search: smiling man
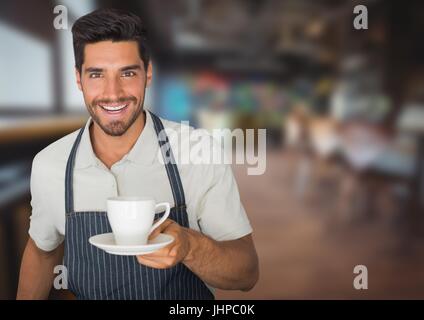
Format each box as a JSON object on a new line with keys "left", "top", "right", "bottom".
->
{"left": 16, "top": 8, "right": 258, "bottom": 300}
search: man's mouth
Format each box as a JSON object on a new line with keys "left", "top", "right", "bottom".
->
{"left": 99, "top": 104, "right": 129, "bottom": 114}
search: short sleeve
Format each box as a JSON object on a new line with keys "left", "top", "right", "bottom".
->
{"left": 197, "top": 162, "right": 253, "bottom": 241}
{"left": 28, "top": 154, "right": 64, "bottom": 252}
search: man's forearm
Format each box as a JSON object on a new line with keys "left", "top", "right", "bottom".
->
{"left": 183, "top": 229, "right": 259, "bottom": 291}
{"left": 17, "top": 238, "right": 63, "bottom": 300}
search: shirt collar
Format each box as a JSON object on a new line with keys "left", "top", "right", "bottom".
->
{"left": 75, "top": 110, "right": 159, "bottom": 169}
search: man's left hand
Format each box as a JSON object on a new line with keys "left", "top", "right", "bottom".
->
{"left": 136, "top": 219, "right": 193, "bottom": 269}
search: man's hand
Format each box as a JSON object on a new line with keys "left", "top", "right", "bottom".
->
{"left": 136, "top": 219, "right": 259, "bottom": 291}
{"left": 136, "top": 219, "right": 193, "bottom": 269}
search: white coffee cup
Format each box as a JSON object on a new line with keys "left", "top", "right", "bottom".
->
{"left": 107, "top": 196, "right": 171, "bottom": 245}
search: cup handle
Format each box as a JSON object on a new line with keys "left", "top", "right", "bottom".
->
{"left": 149, "top": 202, "right": 171, "bottom": 234}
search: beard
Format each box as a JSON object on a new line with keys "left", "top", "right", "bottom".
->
{"left": 87, "top": 88, "right": 146, "bottom": 137}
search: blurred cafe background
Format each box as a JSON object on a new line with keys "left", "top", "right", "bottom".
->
{"left": 0, "top": 0, "right": 424, "bottom": 299}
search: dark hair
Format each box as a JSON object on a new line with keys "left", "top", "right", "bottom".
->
{"left": 71, "top": 8, "right": 150, "bottom": 73}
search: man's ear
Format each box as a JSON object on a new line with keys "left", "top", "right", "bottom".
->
{"left": 145, "top": 62, "right": 153, "bottom": 87}
{"left": 75, "top": 68, "right": 82, "bottom": 91}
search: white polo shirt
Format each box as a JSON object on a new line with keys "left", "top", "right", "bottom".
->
{"left": 28, "top": 110, "right": 253, "bottom": 252}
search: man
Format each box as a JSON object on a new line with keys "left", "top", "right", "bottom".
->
{"left": 17, "top": 8, "right": 258, "bottom": 300}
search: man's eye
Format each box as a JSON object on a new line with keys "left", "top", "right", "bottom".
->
{"left": 122, "top": 71, "right": 136, "bottom": 77}
{"left": 89, "top": 73, "right": 102, "bottom": 78}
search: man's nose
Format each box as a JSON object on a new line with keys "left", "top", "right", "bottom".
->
{"left": 103, "top": 76, "right": 124, "bottom": 101}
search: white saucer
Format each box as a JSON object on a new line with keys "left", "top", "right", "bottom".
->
{"left": 89, "top": 233, "right": 174, "bottom": 256}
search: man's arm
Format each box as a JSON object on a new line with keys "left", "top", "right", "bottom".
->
{"left": 137, "top": 220, "right": 259, "bottom": 291}
{"left": 16, "top": 238, "right": 64, "bottom": 300}
{"left": 184, "top": 229, "right": 259, "bottom": 291}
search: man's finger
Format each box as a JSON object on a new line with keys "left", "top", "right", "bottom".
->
{"left": 142, "top": 242, "right": 175, "bottom": 259}
{"left": 137, "top": 255, "right": 174, "bottom": 269}
{"left": 137, "top": 257, "right": 165, "bottom": 269}
{"left": 148, "top": 219, "right": 174, "bottom": 240}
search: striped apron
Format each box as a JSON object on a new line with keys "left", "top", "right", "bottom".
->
{"left": 63, "top": 111, "right": 214, "bottom": 300}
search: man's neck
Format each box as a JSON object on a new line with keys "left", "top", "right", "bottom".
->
{"left": 90, "top": 112, "right": 146, "bottom": 169}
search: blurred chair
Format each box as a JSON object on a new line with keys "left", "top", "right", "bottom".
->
{"left": 337, "top": 121, "right": 396, "bottom": 223}
{"left": 303, "top": 116, "right": 342, "bottom": 209}
{"left": 284, "top": 105, "right": 310, "bottom": 150}
{"left": 309, "top": 117, "right": 340, "bottom": 159}
{"left": 283, "top": 105, "right": 313, "bottom": 198}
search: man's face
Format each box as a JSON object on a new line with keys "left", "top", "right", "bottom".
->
{"left": 76, "top": 40, "right": 152, "bottom": 136}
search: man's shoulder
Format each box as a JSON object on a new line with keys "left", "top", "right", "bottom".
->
{"left": 32, "top": 129, "right": 81, "bottom": 169}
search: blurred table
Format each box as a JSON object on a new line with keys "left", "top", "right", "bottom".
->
{"left": 0, "top": 115, "right": 87, "bottom": 144}
{"left": 384, "top": 126, "right": 423, "bottom": 229}
{"left": 397, "top": 106, "right": 424, "bottom": 216}
{"left": 402, "top": 128, "right": 424, "bottom": 215}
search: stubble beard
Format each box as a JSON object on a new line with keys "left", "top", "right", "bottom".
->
{"left": 87, "top": 87, "right": 146, "bottom": 137}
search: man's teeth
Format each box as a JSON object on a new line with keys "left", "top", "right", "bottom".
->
{"left": 100, "top": 104, "right": 127, "bottom": 111}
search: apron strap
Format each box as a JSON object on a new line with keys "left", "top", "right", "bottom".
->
{"left": 65, "top": 126, "right": 85, "bottom": 214}
{"left": 149, "top": 111, "right": 187, "bottom": 209}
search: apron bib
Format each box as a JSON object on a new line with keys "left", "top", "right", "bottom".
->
{"left": 63, "top": 111, "right": 214, "bottom": 300}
